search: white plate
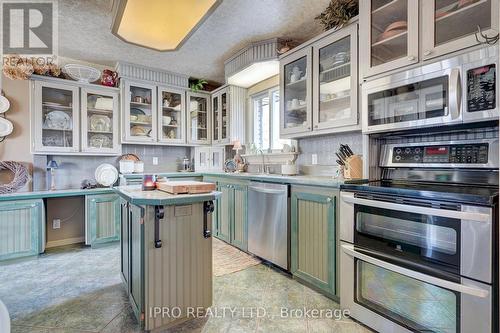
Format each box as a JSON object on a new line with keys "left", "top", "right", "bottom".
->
{"left": 89, "top": 114, "right": 111, "bottom": 132}
{"left": 0, "top": 96, "right": 10, "bottom": 114}
{"left": 44, "top": 111, "right": 72, "bottom": 130}
{"left": 89, "top": 134, "right": 112, "bottom": 148}
{"left": 0, "top": 118, "right": 13, "bottom": 136}
{"left": 95, "top": 163, "right": 118, "bottom": 187}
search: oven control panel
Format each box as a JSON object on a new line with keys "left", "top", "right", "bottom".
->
{"left": 392, "top": 143, "right": 489, "bottom": 164}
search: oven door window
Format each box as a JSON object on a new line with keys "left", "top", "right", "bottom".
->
{"left": 356, "top": 259, "right": 459, "bottom": 333}
{"left": 367, "top": 76, "right": 449, "bottom": 126}
{"left": 355, "top": 205, "right": 459, "bottom": 273}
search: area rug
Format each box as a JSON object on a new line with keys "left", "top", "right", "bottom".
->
{"left": 212, "top": 238, "right": 261, "bottom": 276}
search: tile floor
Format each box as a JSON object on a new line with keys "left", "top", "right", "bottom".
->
{"left": 0, "top": 244, "right": 372, "bottom": 333}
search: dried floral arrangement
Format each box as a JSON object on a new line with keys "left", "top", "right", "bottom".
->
{"left": 315, "top": 0, "right": 358, "bottom": 31}
{"left": 3, "top": 55, "right": 61, "bottom": 80}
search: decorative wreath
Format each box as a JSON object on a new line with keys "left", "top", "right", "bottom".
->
{"left": 0, "top": 161, "right": 30, "bottom": 194}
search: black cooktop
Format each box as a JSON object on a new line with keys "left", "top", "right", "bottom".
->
{"left": 341, "top": 180, "right": 499, "bottom": 206}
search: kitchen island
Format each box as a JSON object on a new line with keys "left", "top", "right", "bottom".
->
{"left": 113, "top": 185, "right": 221, "bottom": 331}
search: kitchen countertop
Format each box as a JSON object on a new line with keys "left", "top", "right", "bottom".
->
{"left": 113, "top": 185, "right": 221, "bottom": 206}
{"left": 202, "top": 172, "right": 366, "bottom": 188}
{"left": 0, "top": 187, "right": 115, "bottom": 202}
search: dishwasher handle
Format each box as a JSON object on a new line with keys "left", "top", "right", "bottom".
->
{"left": 249, "top": 186, "right": 287, "bottom": 195}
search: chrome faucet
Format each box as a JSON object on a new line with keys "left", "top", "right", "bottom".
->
{"left": 258, "top": 149, "right": 267, "bottom": 174}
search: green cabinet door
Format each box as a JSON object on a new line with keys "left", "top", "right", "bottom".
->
{"left": 231, "top": 184, "right": 247, "bottom": 251}
{"left": 128, "top": 203, "right": 144, "bottom": 324}
{"left": 86, "top": 194, "right": 120, "bottom": 247}
{"left": 291, "top": 187, "right": 337, "bottom": 297}
{"left": 120, "top": 198, "right": 130, "bottom": 287}
{"left": 0, "top": 199, "right": 44, "bottom": 261}
{"left": 217, "top": 183, "right": 232, "bottom": 242}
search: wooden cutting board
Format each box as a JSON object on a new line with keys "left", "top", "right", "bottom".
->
{"left": 156, "top": 181, "right": 216, "bottom": 195}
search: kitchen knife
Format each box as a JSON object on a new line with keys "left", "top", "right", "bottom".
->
{"left": 336, "top": 159, "right": 344, "bottom": 166}
{"left": 344, "top": 144, "right": 354, "bottom": 156}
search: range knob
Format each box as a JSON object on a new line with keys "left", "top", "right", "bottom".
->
{"left": 405, "top": 148, "right": 411, "bottom": 154}
{"left": 395, "top": 148, "right": 402, "bottom": 154}
{"left": 414, "top": 155, "right": 420, "bottom": 161}
{"left": 395, "top": 156, "right": 402, "bottom": 161}
{"left": 414, "top": 148, "right": 421, "bottom": 153}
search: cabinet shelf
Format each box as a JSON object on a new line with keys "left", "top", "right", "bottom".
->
{"left": 130, "top": 102, "right": 151, "bottom": 108}
{"left": 435, "top": 0, "right": 488, "bottom": 23}
{"left": 88, "top": 130, "right": 113, "bottom": 134}
{"left": 42, "top": 127, "right": 72, "bottom": 131}
{"left": 286, "top": 78, "right": 307, "bottom": 87}
{"left": 129, "top": 121, "right": 152, "bottom": 126}
{"left": 87, "top": 108, "right": 113, "bottom": 115}
{"left": 42, "top": 103, "right": 72, "bottom": 110}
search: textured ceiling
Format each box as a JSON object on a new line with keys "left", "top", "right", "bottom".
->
{"left": 58, "top": 0, "right": 330, "bottom": 83}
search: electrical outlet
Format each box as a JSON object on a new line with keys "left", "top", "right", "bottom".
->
{"left": 53, "top": 219, "right": 61, "bottom": 229}
{"left": 153, "top": 157, "right": 159, "bottom": 165}
{"left": 311, "top": 154, "right": 318, "bottom": 165}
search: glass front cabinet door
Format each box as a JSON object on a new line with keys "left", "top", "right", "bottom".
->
{"left": 360, "top": 0, "right": 419, "bottom": 77}
{"left": 212, "top": 88, "right": 230, "bottom": 145}
{"left": 81, "top": 87, "right": 120, "bottom": 154}
{"left": 123, "top": 81, "right": 157, "bottom": 143}
{"left": 158, "top": 86, "right": 186, "bottom": 144}
{"left": 187, "top": 92, "right": 211, "bottom": 145}
{"left": 421, "top": 0, "right": 499, "bottom": 60}
{"left": 313, "top": 23, "right": 358, "bottom": 131}
{"left": 280, "top": 47, "right": 313, "bottom": 136}
{"left": 32, "top": 81, "right": 80, "bottom": 153}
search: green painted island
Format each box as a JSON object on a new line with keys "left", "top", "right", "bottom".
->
{"left": 113, "top": 185, "right": 221, "bottom": 331}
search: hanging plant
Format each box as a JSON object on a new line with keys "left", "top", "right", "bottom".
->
{"left": 315, "top": 0, "right": 358, "bottom": 31}
{"left": 190, "top": 79, "right": 208, "bottom": 92}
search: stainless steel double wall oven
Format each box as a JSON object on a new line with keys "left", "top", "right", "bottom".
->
{"left": 340, "top": 45, "right": 499, "bottom": 333}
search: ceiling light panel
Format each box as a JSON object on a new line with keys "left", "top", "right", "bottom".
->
{"left": 112, "top": 0, "right": 220, "bottom": 51}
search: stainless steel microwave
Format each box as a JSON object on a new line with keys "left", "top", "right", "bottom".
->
{"left": 362, "top": 46, "right": 498, "bottom": 134}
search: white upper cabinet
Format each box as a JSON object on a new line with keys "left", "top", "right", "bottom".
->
{"left": 360, "top": 0, "right": 419, "bottom": 78}
{"left": 280, "top": 23, "right": 359, "bottom": 139}
{"left": 187, "top": 91, "right": 211, "bottom": 145}
{"left": 158, "top": 86, "right": 186, "bottom": 144}
{"left": 81, "top": 87, "right": 120, "bottom": 154}
{"left": 280, "top": 47, "right": 313, "bottom": 136}
{"left": 32, "top": 80, "right": 80, "bottom": 154}
{"left": 211, "top": 85, "right": 246, "bottom": 146}
{"left": 421, "top": 0, "right": 499, "bottom": 60}
{"left": 313, "top": 23, "right": 358, "bottom": 131}
{"left": 122, "top": 80, "right": 157, "bottom": 143}
{"left": 361, "top": 0, "right": 499, "bottom": 78}
{"left": 31, "top": 77, "right": 121, "bottom": 155}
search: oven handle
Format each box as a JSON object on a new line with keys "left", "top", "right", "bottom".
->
{"left": 449, "top": 67, "right": 461, "bottom": 120}
{"left": 342, "top": 194, "right": 490, "bottom": 223}
{"left": 341, "top": 244, "right": 489, "bottom": 298}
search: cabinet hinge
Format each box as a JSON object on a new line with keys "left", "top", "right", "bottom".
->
{"left": 140, "top": 217, "right": 144, "bottom": 224}
{"left": 140, "top": 312, "right": 145, "bottom": 321}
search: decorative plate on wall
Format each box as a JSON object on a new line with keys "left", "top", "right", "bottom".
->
{"left": 0, "top": 117, "right": 13, "bottom": 137}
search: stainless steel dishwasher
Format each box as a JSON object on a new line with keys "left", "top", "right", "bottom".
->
{"left": 248, "top": 182, "right": 289, "bottom": 270}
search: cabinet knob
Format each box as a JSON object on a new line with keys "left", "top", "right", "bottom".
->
{"left": 423, "top": 50, "right": 432, "bottom": 56}
{"left": 407, "top": 56, "right": 416, "bottom": 61}
{"left": 326, "top": 197, "right": 332, "bottom": 202}
{"left": 307, "top": 126, "right": 311, "bottom": 130}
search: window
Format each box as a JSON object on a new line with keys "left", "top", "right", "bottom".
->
{"left": 252, "top": 87, "right": 291, "bottom": 152}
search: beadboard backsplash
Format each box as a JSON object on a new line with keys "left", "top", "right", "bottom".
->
{"left": 33, "top": 145, "right": 191, "bottom": 190}
{"left": 296, "top": 132, "right": 363, "bottom": 166}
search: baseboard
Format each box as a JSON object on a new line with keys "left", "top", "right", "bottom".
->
{"left": 45, "top": 237, "right": 85, "bottom": 248}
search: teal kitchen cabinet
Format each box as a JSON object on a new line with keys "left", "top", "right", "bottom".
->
{"left": 128, "top": 203, "right": 145, "bottom": 324}
{"left": 120, "top": 200, "right": 145, "bottom": 325}
{"left": 120, "top": 198, "right": 130, "bottom": 287}
{"left": 291, "top": 185, "right": 338, "bottom": 299}
{"left": 0, "top": 199, "right": 44, "bottom": 261}
{"left": 86, "top": 193, "right": 121, "bottom": 247}
{"left": 204, "top": 177, "right": 248, "bottom": 251}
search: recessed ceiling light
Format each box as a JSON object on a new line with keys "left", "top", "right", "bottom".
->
{"left": 111, "top": 0, "right": 221, "bottom": 51}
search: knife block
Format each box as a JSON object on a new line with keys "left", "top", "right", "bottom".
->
{"left": 343, "top": 155, "right": 363, "bottom": 180}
